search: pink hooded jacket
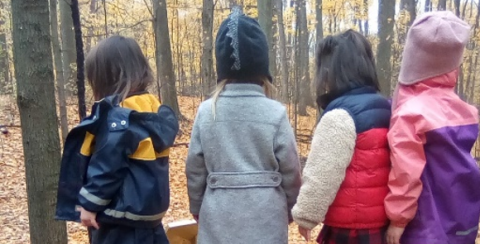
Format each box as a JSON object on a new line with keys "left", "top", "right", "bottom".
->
{"left": 385, "top": 70, "right": 480, "bottom": 244}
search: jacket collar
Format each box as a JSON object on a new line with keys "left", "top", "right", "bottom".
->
{"left": 392, "top": 70, "right": 457, "bottom": 110}
{"left": 319, "top": 86, "right": 378, "bottom": 110}
{"left": 220, "top": 83, "right": 266, "bottom": 97}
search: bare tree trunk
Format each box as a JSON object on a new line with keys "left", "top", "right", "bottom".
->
{"left": 59, "top": 0, "right": 76, "bottom": 94}
{"left": 461, "top": 0, "right": 469, "bottom": 19}
{"left": 11, "top": 0, "right": 68, "bottom": 243}
{"left": 377, "top": 0, "right": 396, "bottom": 96}
{"left": 399, "top": 0, "right": 416, "bottom": 46}
{"left": 438, "top": 0, "right": 447, "bottom": 10}
{"left": 465, "top": 0, "right": 480, "bottom": 102}
{"left": 153, "top": 0, "right": 181, "bottom": 117}
{"left": 0, "top": 7, "right": 8, "bottom": 94}
{"left": 258, "top": 0, "right": 276, "bottom": 80}
{"left": 453, "top": 0, "right": 462, "bottom": 94}
{"left": 469, "top": 54, "right": 479, "bottom": 103}
{"left": 454, "top": 0, "right": 460, "bottom": 17}
{"left": 0, "top": 32, "right": 7, "bottom": 94}
{"left": 201, "top": 0, "right": 214, "bottom": 97}
{"left": 102, "top": 0, "right": 108, "bottom": 37}
{"left": 85, "top": 0, "right": 97, "bottom": 53}
{"left": 316, "top": 0, "right": 323, "bottom": 44}
{"left": 297, "top": 0, "right": 309, "bottom": 115}
{"left": 71, "top": 0, "right": 86, "bottom": 119}
{"left": 402, "top": 0, "right": 416, "bottom": 27}
{"left": 50, "top": 0, "right": 69, "bottom": 143}
{"left": 276, "top": 0, "right": 289, "bottom": 102}
{"left": 0, "top": 0, "right": 8, "bottom": 94}
{"left": 364, "top": 0, "right": 369, "bottom": 35}
{"left": 315, "top": 0, "right": 324, "bottom": 111}
{"left": 425, "top": 0, "right": 432, "bottom": 12}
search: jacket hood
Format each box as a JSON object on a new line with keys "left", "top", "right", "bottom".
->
{"left": 392, "top": 70, "right": 458, "bottom": 110}
{"left": 132, "top": 106, "right": 179, "bottom": 153}
{"left": 97, "top": 94, "right": 179, "bottom": 153}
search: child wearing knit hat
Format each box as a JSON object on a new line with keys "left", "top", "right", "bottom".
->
{"left": 385, "top": 11, "right": 480, "bottom": 244}
{"left": 185, "top": 7, "right": 301, "bottom": 244}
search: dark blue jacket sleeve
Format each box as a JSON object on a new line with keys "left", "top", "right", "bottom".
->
{"left": 78, "top": 128, "right": 136, "bottom": 212}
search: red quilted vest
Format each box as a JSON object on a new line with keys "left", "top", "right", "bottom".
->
{"left": 324, "top": 128, "right": 390, "bottom": 229}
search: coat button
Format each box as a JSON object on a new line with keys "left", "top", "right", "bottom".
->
{"left": 272, "top": 176, "right": 279, "bottom": 182}
{"left": 210, "top": 178, "right": 217, "bottom": 185}
{"left": 121, "top": 120, "right": 126, "bottom": 125}
{"left": 111, "top": 122, "right": 117, "bottom": 128}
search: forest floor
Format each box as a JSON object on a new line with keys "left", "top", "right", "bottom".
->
{"left": 0, "top": 94, "right": 479, "bottom": 244}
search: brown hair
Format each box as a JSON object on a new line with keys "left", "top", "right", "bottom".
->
{"left": 86, "top": 35, "right": 154, "bottom": 101}
{"left": 315, "top": 30, "right": 380, "bottom": 108}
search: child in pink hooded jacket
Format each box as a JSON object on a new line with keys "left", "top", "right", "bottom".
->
{"left": 385, "top": 11, "right": 480, "bottom": 244}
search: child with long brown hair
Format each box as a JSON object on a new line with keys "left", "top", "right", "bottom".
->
{"left": 185, "top": 7, "right": 301, "bottom": 244}
{"left": 293, "top": 30, "right": 391, "bottom": 244}
{"left": 55, "top": 35, "right": 179, "bottom": 244}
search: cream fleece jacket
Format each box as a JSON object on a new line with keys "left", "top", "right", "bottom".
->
{"left": 292, "top": 109, "right": 357, "bottom": 229}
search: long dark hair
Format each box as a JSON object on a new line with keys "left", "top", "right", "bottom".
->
{"left": 315, "top": 30, "right": 380, "bottom": 109}
{"left": 86, "top": 35, "right": 154, "bottom": 101}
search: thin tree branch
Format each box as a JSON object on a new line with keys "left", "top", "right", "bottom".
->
{"left": 103, "top": 0, "right": 108, "bottom": 37}
{"left": 142, "top": 0, "right": 154, "bottom": 18}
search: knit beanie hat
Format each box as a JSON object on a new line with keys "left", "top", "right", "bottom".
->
{"left": 215, "top": 7, "right": 272, "bottom": 83}
{"left": 399, "top": 11, "right": 470, "bottom": 85}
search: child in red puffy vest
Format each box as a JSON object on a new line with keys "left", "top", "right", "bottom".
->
{"left": 292, "top": 30, "right": 391, "bottom": 244}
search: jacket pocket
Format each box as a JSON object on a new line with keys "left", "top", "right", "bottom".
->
{"left": 207, "top": 171, "right": 282, "bottom": 189}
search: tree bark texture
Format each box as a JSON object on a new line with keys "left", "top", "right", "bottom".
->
{"left": 276, "top": 0, "right": 289, "bottom": 102}
{"left": 59, "top": 0, "right": 76, "bottom": 92}
{"left": 201, "top": 0, "right": 214, "bottom": 97}
{"left": 85, "top": 0, "right": 97, "bottom": 53}
{"left": 153, "top": 0, "right": 181, "bottom": 117}
{"left": 401, "top": 0, "right": 416, "bottom": 27}
{"left": 316, "top": 0, "right": 323, "bottom": 44}
{"left": 438, "top": 0, "right": 447, "bottom": 10}
{"left": 296, "top": 0, "right": 310, "bottom": 115}
{"left": 425, "top": 0, "right": 432, "bottom": 12}
{"left": 377, "top": 0, "right": 396, "bottom": 96}
{"left": 454, "top": 0, "right": 460, "bottom": 17}
{"left": 0, "top": 31, "right": 8, "bottom": 94}
{"left": 258, "top": 0, "right": 276, "bottom": 80}
{"left": 50, "top": 0, "right": 69, "bottom": 143}
{"left": 10, "top": 0, "right": 68, "bottom": 243}
{"left": 71, "top": 0, "right": 86, "bottom": 120}
{"left": 0, "top": 2, "right": 9, "bottom": 94}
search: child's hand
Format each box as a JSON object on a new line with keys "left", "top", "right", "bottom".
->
{"left": 79, "top": 207, "right": 100, "bottom": 229}
{"left": 386, "top": 225, "right": 405, "bottom": 244}
{"left": 298, "top": 225, "right": 311, "bottom": 242}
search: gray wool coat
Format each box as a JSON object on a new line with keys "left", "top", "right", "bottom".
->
{"left": 186, "top": 83, "right": 302, "bottom": 244}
